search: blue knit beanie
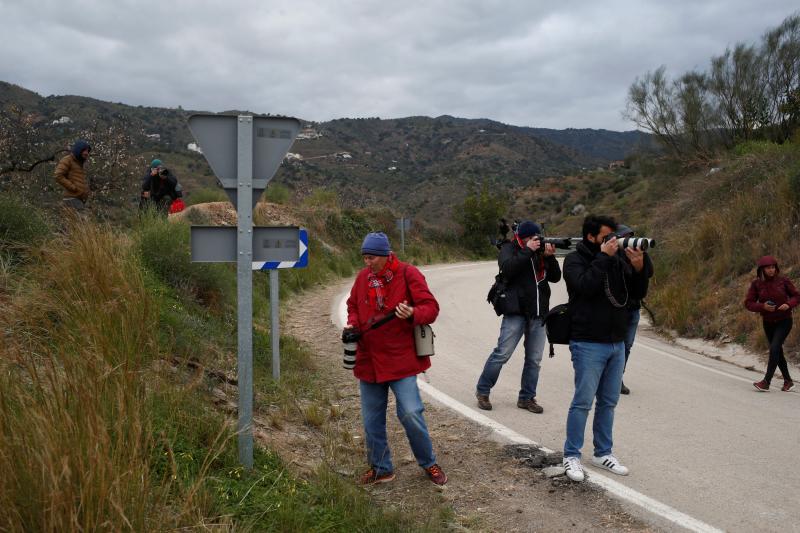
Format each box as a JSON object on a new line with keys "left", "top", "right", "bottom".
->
{"left": 150, "top": 159, "right": 162, "bottom": 169}
{"left": 361, "top": 232, "right": 391, "bottom": 256}
{"left": 517, "top": 221, "right": 542, "bottom": 238}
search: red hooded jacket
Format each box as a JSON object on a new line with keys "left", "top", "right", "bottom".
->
{"left": 744, "top": 256, "right": 799, "bottom": 322}
{"left": 346, "top": 259, "right": 439, "bottom": 383}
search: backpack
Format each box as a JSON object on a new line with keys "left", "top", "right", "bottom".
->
{"left": 487, "top": 273, "right": 521, "bottom": 316}
{"left": 543, "top": 303, "right": 571, "bottom": 357}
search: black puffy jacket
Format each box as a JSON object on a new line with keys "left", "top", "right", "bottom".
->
{"left": 497, "top": 240, "right": 561, "bottom": 318}
{"left": 564, "top": 240, "right": 649, "bottom": 342}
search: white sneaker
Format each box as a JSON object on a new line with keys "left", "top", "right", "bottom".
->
{"left": 591, "top": 454, "right": 629, "bottom": 476}
{"left": 563, "top": 456, "right": 585, "bottom": 482}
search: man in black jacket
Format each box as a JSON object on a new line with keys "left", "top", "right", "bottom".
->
{"left": 140, "top": 165, "right": 183, "bottom": 212}
{"left": 561, "top": 215, "right": 649, "bottom": 482}
{"left": 476, "top": 221, "right": 561, "bottom": 414}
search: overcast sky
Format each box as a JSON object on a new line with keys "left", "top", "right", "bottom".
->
{"left": 1, "top": 1, "right": 797, "bottom": 131}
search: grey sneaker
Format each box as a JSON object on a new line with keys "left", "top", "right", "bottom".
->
{"left": 517, "top": 397, "right": 543, "bottom": 414}
{"left": 476, "top": 393, "right": 492, "bottom": 410}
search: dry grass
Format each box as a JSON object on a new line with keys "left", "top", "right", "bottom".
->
{"left": 646, "top": 142, "right": 800, "bottom": 359}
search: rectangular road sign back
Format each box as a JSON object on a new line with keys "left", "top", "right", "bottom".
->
{"left": 191, "top": 226, "right": 300, "bottom": 263}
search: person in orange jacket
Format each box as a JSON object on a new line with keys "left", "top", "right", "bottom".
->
{"left": 344, "top": 232, "right": 447, "bottom": 486}
{"left": 54, "top": 139, "right": 91, "bottom": 210}
{"left": 745, "top": 255, "right": 798, "bottom": 392}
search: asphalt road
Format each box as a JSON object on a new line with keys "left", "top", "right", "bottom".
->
{"left": 335, "top": 260, "right": 800, "bottom": 532}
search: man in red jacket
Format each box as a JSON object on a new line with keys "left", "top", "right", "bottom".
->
{"left": 344, "top": 232, "right": 447, "bottom": 486}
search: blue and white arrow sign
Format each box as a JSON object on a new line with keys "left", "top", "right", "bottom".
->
{"left": 252, "top": 228, "right": 308, "bottom": 270}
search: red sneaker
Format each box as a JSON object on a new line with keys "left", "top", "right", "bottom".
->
{"left": 358, "top": 468, "right": 395, "bottom": 485}
{"left": 753, "top": 380, "right": 769, "bottom": 392}
{"left": 425, "top": 464, "right": 448, "bottom": 486}
{"left": 782, "top": 380, "right": 795, "bottom": 392}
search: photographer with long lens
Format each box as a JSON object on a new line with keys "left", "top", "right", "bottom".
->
{"left": 140, "top": 164, "right": 184, "bottom": 214}
{"left": 476, "top": 220, "right": 561, "bottom": 414}
{"left": 343, "top": 232, "right": 447, "bottom": 486}
{"left": 561, "top": 215, "right": 649, "bottom": 482}
{"left": 615, "top": 224, "right": 654, "bottom": 395}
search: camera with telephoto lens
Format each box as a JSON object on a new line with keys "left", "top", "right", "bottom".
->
{"left": 532, "top": 236, "right": 572, "bottom": 250}
{"left": 604, "top": 233, "right": 656, "bottom": 251}
{"left": 341, "top": 328, "right": 361, "bottom": 369}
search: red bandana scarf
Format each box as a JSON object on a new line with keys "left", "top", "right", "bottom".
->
{"left": 367, "top": 253, "right": 400, "bottom": 310}
{"left": 514, "top": 235, "right": 546, "bottom": 282}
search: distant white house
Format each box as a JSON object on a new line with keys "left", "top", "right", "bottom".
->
{"left": 285, "top": 152, "right": 303, "bottom": 161}
{"left": 146, "top": 133, "right": 161, "bottom": 141}
{"left": 388, "top": 166, "right": 397, "bottom": 171}
{"left": 50, "top": 116, "right": 72, "bottom": 125}
{"left": 187, "top": 142, "right": 202, "bottom": 153}
{"left": 336, "top": 152, "right": 352, "bottom": 160}
{"left": 296, "top": 127, "right": 322, "bottom": 140}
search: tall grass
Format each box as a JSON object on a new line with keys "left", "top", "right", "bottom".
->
{"left": 0, "top": 221, "right": 165, "bottom": 531}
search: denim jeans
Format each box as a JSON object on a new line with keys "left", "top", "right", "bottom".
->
{"left": 359, "top": 376, "right": 436, "bottom": 475}
{"left": 623, "top": 308, "right": 641, "bottom": 370}
{"left": 564, "top": 340, "right": 625, "bottom": 458}
{"left": 476, "top": 315, "right": 546, "bottom": 401}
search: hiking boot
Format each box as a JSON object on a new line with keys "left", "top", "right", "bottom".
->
{"left": 591, "top": 454, "right": 629, "bottom": 476}
{"left": 476, "top": 393, "right": 492, "bottom": 411}
{"left": 753, "top": 380, "right": 770, "bottom": 392}
{"left": 424, "top": 464, "right": 448, "bottom": 486}
{"left": 563, "top": 456, "right": 585, "bottom": 482}
{"left": 517, "top": 397, "right": 544, "bottom": 413}
{"left": 358, "top": 468, "right": 396, "bottom": 485}
{"left": 620, "top": 381, "right": 630, "bottom": 395}
{"left": 782, "top": 380, "right": 795, "bottom": 392}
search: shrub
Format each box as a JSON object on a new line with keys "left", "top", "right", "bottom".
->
{"left": 134, "top": 212, "right": 233, "bottom": 308}
{"left": 0, "top": 193, "right": 50, "bottom": 258}
{"left": 185, "top": 187, "right": 228, "bottom": 206}
{"left": 264, "top": 183, "right": 291, "bottom": 204}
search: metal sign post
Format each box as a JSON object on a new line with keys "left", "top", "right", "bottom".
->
{"left": 236, "top": 116, "right": 254, "bottom": 468}
{"left": 396, "top": 217, "right": 411, "bottom": 255}
{"left": 188, "top": 113, "right": 301, "bottom": 469}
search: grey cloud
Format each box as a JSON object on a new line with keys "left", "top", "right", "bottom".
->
{"left": 1, "top": 0, "right": 797, "bottom": 129}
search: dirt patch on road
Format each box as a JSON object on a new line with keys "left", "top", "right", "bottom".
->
{"left": 261, "top": 280, "right": 656, "bottom": 532}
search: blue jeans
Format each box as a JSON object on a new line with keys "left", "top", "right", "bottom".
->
{"left": 564, "top": 341, "right": 625, "bottom": 458}
{"left": 623, "top": 308, "right": 641, "bottom": 370}
{"left": 359, "top": 376, "right": 436, "bottom": 475}
{"left": 476, "top": 315, "right": 546, "bottom": 401}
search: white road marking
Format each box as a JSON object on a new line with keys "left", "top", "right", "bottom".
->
{"left": 333, "top": 280, "right": 724, "bottom": 533}
{"left": 637, "top": 341, "right": 754, "bottom": 384}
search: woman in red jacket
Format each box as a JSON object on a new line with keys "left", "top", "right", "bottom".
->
{"left": 745, "top": 256, "right": 798, "bottom": 392}
{"left": 344, "top": 232, "right": 447, "bottom": 486}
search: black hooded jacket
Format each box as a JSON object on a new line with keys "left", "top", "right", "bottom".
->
{"left": 497, "top": 240, "right": 561, "bottom": 318}
{"left": 563, "top": 240, "right": 650, "bottom": 342}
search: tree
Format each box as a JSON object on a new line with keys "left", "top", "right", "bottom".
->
{"left": 456, "top": 184, "right": 507, "bottom": 254}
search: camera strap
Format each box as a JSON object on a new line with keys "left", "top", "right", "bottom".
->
{"left": 366, "top": 311, "right": 397, "bottom": 330}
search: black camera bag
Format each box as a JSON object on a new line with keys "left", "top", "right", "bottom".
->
{"left": 487, "top": 273, "right": 520, "bottom": 316}
{"left": 543, "top": 303, "right": 571, "bottom": 356}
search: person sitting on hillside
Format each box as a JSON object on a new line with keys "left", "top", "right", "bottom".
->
{"left": 745, "top": 256, "right": 798, "bottom": 392}
{"left": 54, "top": 139, "right": 92, "bottom": 210}
{"left": 140, "top": 164, "right": 184, "bottom": 213}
